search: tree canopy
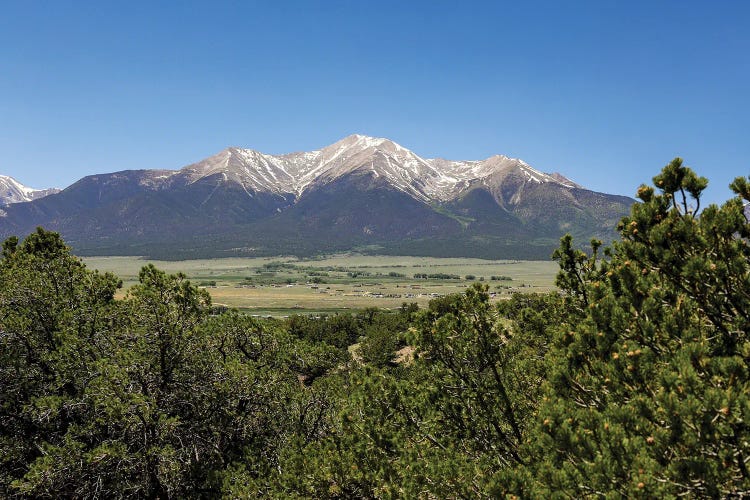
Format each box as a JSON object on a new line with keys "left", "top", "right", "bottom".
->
{"left": 1, "top": 159, "right": 749, "bottom": 497}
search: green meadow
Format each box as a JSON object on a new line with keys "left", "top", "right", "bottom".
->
{"left": 82, "top": 254, "right": 559, "bottom": 315}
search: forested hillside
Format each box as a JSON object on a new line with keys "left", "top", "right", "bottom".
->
{"left": 1, "top": 159, "right": 748, "bottom": 497}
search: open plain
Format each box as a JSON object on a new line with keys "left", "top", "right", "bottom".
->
{"left": 82, "top": 254, "right": 560, "bottom": 316}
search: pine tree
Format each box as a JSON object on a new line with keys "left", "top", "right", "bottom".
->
{"left": 528, "top": 159, "right": 750, "bottom": 496}
{"left": 0, "top": 228, "right": 120, "bottom": 496}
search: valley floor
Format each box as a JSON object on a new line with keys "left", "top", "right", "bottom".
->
{"left": 82, "top": 254, "right": 559, "bottom": 315}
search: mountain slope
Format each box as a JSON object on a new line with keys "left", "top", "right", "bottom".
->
{"left": 0, "top": 136, "right": 635, "bottom": 259}
{"left": 0, "top": 175, "right": 60, "bottom": 205}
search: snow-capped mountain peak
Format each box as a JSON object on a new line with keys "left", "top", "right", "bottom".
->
{"left": 0, "top": 136, "right": 635, "bottom": 261}
{"left": 0, "top": 175, "right": 60, "bottom": 205}
{"left": 166, "top": 135, "right": 582, "bottom": 204}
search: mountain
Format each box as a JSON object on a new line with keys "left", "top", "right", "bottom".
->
{"left": 0, "top": 175, "right": 60, "bottom": 205}
{"left": 0, "top": 135, "right": 635, "bottom": 259}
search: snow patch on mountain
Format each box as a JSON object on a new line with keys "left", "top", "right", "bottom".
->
{"left": 0, "top": 175, "right": 60, "bottom": 205}
{"left": 546, "top": 172, "right": 583, "bottom": 189}
{"left": 169, "top": 135, "right": 583, "bottom": 204}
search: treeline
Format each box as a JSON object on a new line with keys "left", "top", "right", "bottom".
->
{"left": 413, "top": 272, "right": 460, "bottom": 279}
{"left": 1, "top": 160, "right": 750, "bottom": 497}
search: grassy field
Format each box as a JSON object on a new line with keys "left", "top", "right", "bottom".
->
{"left": 82, "top": 254, "right": 559, "bottom": 316}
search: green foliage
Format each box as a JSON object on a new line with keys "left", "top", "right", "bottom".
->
{"left": 286, "top": 313, "right": 361, "bottom": 350}
{"left": 491, "top": 275, "right": 513, "bottom": 281}
{"left": 358, "top": 323, "right": 400, "bottom": 367}
{"left": 529, "top": 160, "right": 750, "bottom": 496}
{"left": 3, "top": 159, "right": 749, "bottom": 497}
{"left": 0, "top": 228, "right": 121, "bottom": 496}
{"left": 0, "top": 231, "right": 353, "bottom": 497}
{"left": 357, "top": 310, "right": 411, "bottom": 368}
{"left": 271, "top": 284, "right": 551, "bottom": 497}
{"left": 413, "top": 284, "right": 547, "bottom": 468}
{"left": 346, "top": 270, "right": 371, "bottom": 278}
{"left": 413, "top": 272, "right": 461, "bottom": 279}
{"left": 262, "top": 261, "right": 298, "bottom": 271}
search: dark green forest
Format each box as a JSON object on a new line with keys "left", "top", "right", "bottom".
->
{"left": 1, "top": 160, "right": 749, "bottom": 498}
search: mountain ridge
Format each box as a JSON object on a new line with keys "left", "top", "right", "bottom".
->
{"left": 139, "top": 134, "right": 588, "bottom": 205}
{"left": 0, "top": 135, "right": 635, "bottom": 259}
{"left": 0, "top": 175, "right": 60, "bottom": 206}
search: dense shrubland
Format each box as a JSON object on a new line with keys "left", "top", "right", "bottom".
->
{"left": 1, "top": 160, "right": 749, "bottom": 497}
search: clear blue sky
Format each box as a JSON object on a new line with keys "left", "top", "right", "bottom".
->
{"left": 1, "top": 0, "right": 748, "bottom": 206}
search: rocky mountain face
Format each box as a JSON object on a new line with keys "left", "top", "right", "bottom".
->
{"left": 0, "top": 135, "right": 635, "bottom": 259}
{"left": 0, "top": 175, "right": 59, "bottom": 205}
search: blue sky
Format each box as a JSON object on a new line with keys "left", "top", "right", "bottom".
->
{"left": 1, "top": 0, "right": 748, "bottom": 206}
